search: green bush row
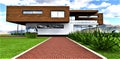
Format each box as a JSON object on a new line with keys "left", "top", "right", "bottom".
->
{"left": 11, "top": 33, "right": 25, "bottom": 35}
{"left": 25, "top": 32, "right": 37, "bottom": 38}
{"left": 68, "top": 31, "right": 120, "bottom": 51}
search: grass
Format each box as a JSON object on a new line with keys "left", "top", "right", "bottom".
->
{"left": 68, "top": 31, "right": 120, "bottom": 59}
{"left": 0, "top": 34, "right": 24, "bottom": 37}
{"left": 0, "top": 37, "right": 48, "bottom": 59}
{"left": 86, "top": 44, "right": 120, "bottom": 59}
{"left": 77, "top": 39, "right": 120, "bottom": 59}
{"left": 96, "top": 50, "right": 120, "bottom": 59}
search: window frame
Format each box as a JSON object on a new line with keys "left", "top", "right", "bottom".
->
{"left": 51, "top": 10, "right": 65, "bottom": 18}
{"left": 23, "top": 10, "right": 43, "bottom": 14}
{"left": 37, "top": 24, "right": 64, "bottom": 29}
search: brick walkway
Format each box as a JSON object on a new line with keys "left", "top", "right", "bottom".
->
{"left": 16, "top": 37, "right": 102, "bottom": 59}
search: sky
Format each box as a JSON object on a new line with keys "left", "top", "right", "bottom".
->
{"left": 0, "top": 0, "right": 120, "bottom": 31}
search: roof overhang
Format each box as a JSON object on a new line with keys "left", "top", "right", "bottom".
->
{"left": 70, "top": 10, "right": 98, "bottom": 16}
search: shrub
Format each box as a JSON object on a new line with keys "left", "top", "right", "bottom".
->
{"left": 68, "top": 32, "right": 79, "bottom": 41}
{"left": 25, "top": 32, "right": 37, "bottom": 38}
{"left": 92, "top": 32, "right": 120, "bottom": 50}
{"left": 68, "top": 31, "right": 120, "bottom": 51}
{"left": 11, "top": 32, "right": 25, "bottom": 35}
{"left": 68, "top": 31, "right": 93, "bottom": 45}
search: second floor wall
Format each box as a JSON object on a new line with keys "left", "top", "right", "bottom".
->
{"left": 7, "top": 6, "right": 69, "bottom": 23}
{"left": 6, "top": 6, "right": 103, "bottom": 25}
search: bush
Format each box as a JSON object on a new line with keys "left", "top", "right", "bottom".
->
{"left": 69, "top": 31, "right": 95, "bottom": 45}
{"left": 25, "top": 32, "right": 37, "bottom": 38}
{"left": 68, "top": 31, "right": 120, "bottom": 51}
{"left": 92, "top": 32, "right": 120, "bottom": 50}
{"left": 11, "top": 32, "right": 25, "bottom": 35}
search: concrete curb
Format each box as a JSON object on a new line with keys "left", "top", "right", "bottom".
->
{"left": 66, "top": 37, "right": 107, "bottom": 59}
{"left": 12, "top": 37, "right": 51, "bottom": 59}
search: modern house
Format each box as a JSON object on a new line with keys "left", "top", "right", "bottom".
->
{"left": 6, "top": 6, "right": 103, "bottom": 35}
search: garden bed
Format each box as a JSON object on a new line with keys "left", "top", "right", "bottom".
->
{"left": 68, "top": 31, "right": 120, "bottom": 59}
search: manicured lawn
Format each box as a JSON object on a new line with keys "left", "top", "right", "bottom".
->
{"left": 83, "top": 44, "right": 120, "bottom": 59}
{"left": 0, "top": 37, "right": 48, "bottom": 59}
{"left": 96, "top": 50, "right": 120, "bottom": 59}
{"left": 68, "top": 31, "right": 120, "bottom": 59}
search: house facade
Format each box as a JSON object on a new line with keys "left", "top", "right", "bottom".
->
{"left": 7, "top": 6, "right": 103, "bottom": 35}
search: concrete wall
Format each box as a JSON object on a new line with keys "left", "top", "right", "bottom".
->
{"left": 26, "top": 23, "right": 73, "bottom": 35}
{"left": 26, "top": 21, "right": 98, "bottom": 35}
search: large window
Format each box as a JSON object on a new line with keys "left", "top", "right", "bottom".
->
{"left": 23, "top": 10, "right": 43, "bottom": 14}
{"left": 51, "top": 11, "right": 65, "bottom": 18}
{"left": 37, "top": 24, "right": 64, "bottom": 29}
{"left": 78, "top": 16, "right": 98, "bottom": 18}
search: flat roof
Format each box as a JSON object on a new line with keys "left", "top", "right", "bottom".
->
{"left": 70, "top": 10, "right": 98, "bottom": 16}
{"left": 70, "top": 10, "right": 98, "bottom": 13}
{"left": 7, "top": 6, "right": 69, "bottom": 8}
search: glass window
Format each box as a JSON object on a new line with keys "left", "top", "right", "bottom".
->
{"left": 37, "top": 24, "right": 64, "bottom": 29}
{"left": 78, "top": 16, "right": 98, "bottom": 18}
{"left": 78, "top": 16, "right": 88, "bottom": 18}
{"left": 23, "top": 10, "right": 42, "bottom": 14}
{"left": 89, "top": 16, "right": 98, "bottom": 18}
{"left": 51, "top": 11, "right": 65, "bottom": 18}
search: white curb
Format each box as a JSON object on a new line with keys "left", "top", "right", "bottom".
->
{"left": 66, "top": 37, "right": 107, "bottom": 59}
{"left": 12, "top": 37, "right": 51, "bottom": 59}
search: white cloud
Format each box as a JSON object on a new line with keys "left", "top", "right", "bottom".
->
{"left": 104, "top": 17, "right": 120, "bottom": 25}
{"left": 31, "top": 0, "right": 69, "bottom": 6}
{"left": 0, "top": 21, "right": 25, "bottom": 31}
{"left": 0, "top": 12, "right": 6, "bottom": 17}
{"left": 0, "top": 0, "right": 93, "bottom": 9}
{"left": 0, "top": 11, "right": 25, "bottom": 31}
{"left": 0, "top": 12, "right": 6, "bottom": 15}
{"left": 35, "top": 0, "right": 56, "bottom": 3}
{"left": 0, "top": 12, "right": 26, "bottom": 31}
{"left": 0, "top": 16, "right": 4, "bottom": 19}
{"left": 0, "top": 0, "right": 36, "bottom": 5}
{"left": 0, "top": 21, "right": 16, "bottom": 31}
{"left": 31, "top": 0, "right": 93, "bottom": 9}
{"left": 104, "top": 19, "right": 111, "bottom": 24}
{"left": 68, "top": 0, "right": 93, "bottom": 9}
{"left": 0, "top": 0, "right": 20, "bottom": 5}
{"left": 102, "top": 4, "right": 120, "bottom": 18}
{"left": 88, "top": 2, "right": 111, "bottom": 8}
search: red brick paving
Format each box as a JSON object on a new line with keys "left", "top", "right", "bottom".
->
{"left": 16, "top": 37, "right": 102, "bottom": 59}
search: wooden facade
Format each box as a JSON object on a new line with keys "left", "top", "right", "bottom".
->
{"left": 97, "top": 13, "right": 103, "bottom": 25}
{"left": 7, "top": 6, "right": 69, "bottom": 24}
{"left": 70, "top": 10, "right": 103, "bottom": 25}
{"left": 7, "top": 6, "right": 103, "bottom": 25}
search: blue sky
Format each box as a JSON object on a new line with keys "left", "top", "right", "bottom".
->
{"left": 0, "top": 0, "right": 120, "bottom": 31}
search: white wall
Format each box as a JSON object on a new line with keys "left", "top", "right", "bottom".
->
{"left": 26, "top": 20, "right": 98, "bottom": 35}
{"left": 26, "top": 23, "right": 73, "bottom": 35}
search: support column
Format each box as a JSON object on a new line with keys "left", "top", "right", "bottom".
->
{"left": 97, "top": 13, "right": 103, "bottom": 25}
{"left": 75, "top": 15, "right": 79, "bottom": 20}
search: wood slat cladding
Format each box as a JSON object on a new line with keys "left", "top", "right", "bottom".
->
{"left": 75, "top": 15, "right": 98, "bottom": 20}
{"left": 7, "top": 6, "right": 69, "bottom": 23}
{"left": 97, "top": 13, "right": 103, "bottom": 25}
{"left": 71, "top": 10, "right": 103, "bottom": 25}
{"left": 70, "top": 10, "right": 98, "bottom": 16}
{"left": 6, "top": 6, "right": 103, "bottom": 25}
{"left": 70, "top": 10, "right": 98, "bottom": 12}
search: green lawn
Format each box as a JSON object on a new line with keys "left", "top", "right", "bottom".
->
{"left": 96, "top": 50, "right": 120, "bottom": 59}
{"left": 0, "top": 37, "right": 48, "bottom": 59}
{"left": 68, "top": 31, "right": 120, "bottom": 59}
{"left": 79, "top": 42, "right": 120, "bottom": 59}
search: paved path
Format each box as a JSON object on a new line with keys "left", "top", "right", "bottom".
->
{"left": 16, "top": 37, "right": 102, "bottom": 59}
